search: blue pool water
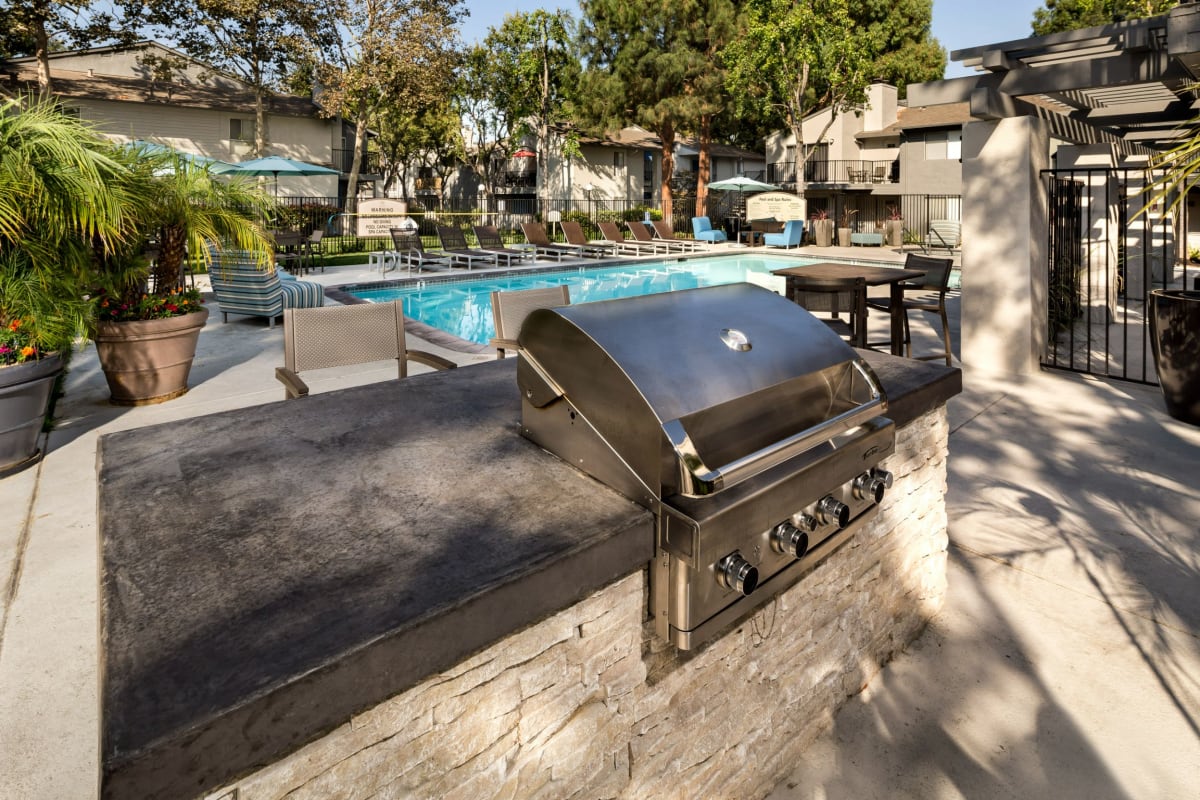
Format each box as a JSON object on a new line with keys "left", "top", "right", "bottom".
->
{"left": 347, "top": 254, "right": 827, "bottom": 345}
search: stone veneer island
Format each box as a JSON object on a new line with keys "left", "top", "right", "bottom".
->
{"left": 97, "top": 352, "right": 960, "bottom": 799}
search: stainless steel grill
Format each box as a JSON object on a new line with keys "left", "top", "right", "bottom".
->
{"left": 518, "top": 283, "right": 895, "bottom": 649}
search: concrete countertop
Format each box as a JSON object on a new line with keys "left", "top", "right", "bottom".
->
{"left": 96, "top": 354, "right": 960, "bottom": 800}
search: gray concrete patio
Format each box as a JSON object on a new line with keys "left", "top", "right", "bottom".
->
{"left": 2, "top": 248, "right": 1197, "bottom": 799}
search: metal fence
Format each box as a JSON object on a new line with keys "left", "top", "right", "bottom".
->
{"left": 268, "top": 192, "right": 961, "bottom": 251}
{"left": 1041, "top": 167, "right": 1193, "bottom": 386}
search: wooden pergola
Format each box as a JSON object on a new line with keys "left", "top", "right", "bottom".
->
{"left": 909, "top": 2, "right": 1200, "bottom": 157}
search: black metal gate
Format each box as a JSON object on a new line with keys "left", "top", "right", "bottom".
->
{"left": 1041, "top": 167, "right": 1193, "bottom": 386}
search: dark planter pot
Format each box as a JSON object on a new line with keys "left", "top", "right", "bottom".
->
{"left": 1150, "top": 289, "right": 1200, "bottom": 426}
{"left": 94, "top": 308, "right": 209, "bottom": 406}
{"left": 0, "top": 352, "right": 63, "bottom": 475}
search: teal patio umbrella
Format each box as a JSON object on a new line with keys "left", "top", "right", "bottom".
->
{"left": 707, "top": 176, "right": 780, "bottom": 244}
{"left": 225, "top": 155, "right": 340, "bottom": 196}
{"left": 126, "top": 140, "right": 238, "bottom": 175}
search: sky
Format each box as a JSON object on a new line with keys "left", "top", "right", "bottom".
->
{"left": 456, "top": 0, "right": 1048, "bottom": 80}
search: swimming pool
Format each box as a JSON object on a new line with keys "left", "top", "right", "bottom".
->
{"left": 346, "top": 254, "right": 829, "bottom": 345}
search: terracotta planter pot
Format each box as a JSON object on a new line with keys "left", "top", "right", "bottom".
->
{"left": 1149, "top": 289, "right": 1200, "bottom": 426}
{"left": 94, "top": 308, "right": 209, "bottom": 405}
{"left": 813, "top": 219, "right": 834, "bottom": 247}
{"left": 0, "top": 352, "right": 63, "bottom": 475}
{"left": 884, "top": 219, "right": 903, "bottom": 247}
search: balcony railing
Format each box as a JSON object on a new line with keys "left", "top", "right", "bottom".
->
{"left": 768, "top": 159, "right": 898, "bottom": 186}
{"left": 331, "top": 149, "right": 382, "bottom": 175}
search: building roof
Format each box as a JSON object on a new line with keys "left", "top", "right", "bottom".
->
{"left": 857, "top": 103, "right": 973, "bottom": 141}
{"left": 3, "top": 62, "right": 321, "bottom": 118}
{"left": 675, "top": 137, "right": 764, "bottom": 161}
{"left": 571, "top": 125, "right": 661, "bottom": 151}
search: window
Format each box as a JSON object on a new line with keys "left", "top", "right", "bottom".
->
{"left": 923, "top": 130, "right": 962, "bottom": 160}
{"left": 229, "top": 118, "right": 256, "bottom": 142}
{"left": 613, "top": 151, "right": 625, "bottom": 169}
{"left": 924, "top": 131, "right": 947, "bottom": 160}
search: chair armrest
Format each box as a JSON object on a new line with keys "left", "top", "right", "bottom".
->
{"left": 489, "top": 336, "right": 520, "bottom": 359}
{"left": 406, "top": 350, "right": 458, "bottom": 371}
{"left": 274, "top": 367, "right": 309, "bottom": 399}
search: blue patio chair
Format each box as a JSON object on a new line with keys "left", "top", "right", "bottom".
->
{"left": 207, "top": 248, "right": 325, "bottom": 328}
{"left": 763, "top": 220, "right": 805, "bottom": 249}
{"left": 691, "top": 216, "right": 727, "bottom": 243}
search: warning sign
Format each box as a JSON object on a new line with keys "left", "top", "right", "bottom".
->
{"left": 356, "top": 199, "right": 410, "bottom": 238}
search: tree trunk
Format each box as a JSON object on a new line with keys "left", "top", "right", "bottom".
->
{"left": 253, "top": 60, "right": 270, "bottom": 158}
{"left": 152, "top": 223, "right": 187, "bottom": 295}
{"left": 790, "top": 63, "right": 810, "bottom": 221}
{"left": 34, "top": 20, "right": 52, "bottom": 100}
{"left": 697, "top": 114, "right": 712, "bottom": 218}
{"left": 660, "top": 119, "right": 676, "bottom": 220}
{"left": 537, "top": 23, "right": 551, "bottom": 208}
{"left": 345, "top": 112, "right": 369, "bottom": 215}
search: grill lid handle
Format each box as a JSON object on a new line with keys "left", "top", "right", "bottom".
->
{"left": 664, "top": 359, "right": 886, "bottom": 498}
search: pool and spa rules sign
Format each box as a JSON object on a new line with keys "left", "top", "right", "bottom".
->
{"left": 356, "top": 199, "right": 413, "bottom": 238}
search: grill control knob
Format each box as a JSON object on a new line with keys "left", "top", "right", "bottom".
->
{"left": 772, "top": 521, "right": 809, "bottom": 559}
{"left": 853, "top": 472, "right": 888, "bottom": 503}
{"left": 872, "top": 468, "right": 894, "bottom": 489}
{"left": 817, "top": 496, "right": 851, "bottom": 529}
{"left": 791, "top": 512, "right": 818, "bottom": 533}
{"left": 717, "top": 552, "right": 759, "bottom": 596}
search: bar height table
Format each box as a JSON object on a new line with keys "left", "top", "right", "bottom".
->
{"left": 772, "top": 262, "right": 926, "bottom": 356}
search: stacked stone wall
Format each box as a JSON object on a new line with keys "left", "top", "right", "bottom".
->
{"left": 208, "top": 407, "right": 949, "bottom": 800}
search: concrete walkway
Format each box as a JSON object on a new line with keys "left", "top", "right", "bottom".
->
{"left": 767, "top": 370, "right": 1200, "bottom": 800}
{"left": 2, "top": 250, "right": 1197, "bottom": 799}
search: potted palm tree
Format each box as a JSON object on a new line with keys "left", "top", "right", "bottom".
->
{"left": 0, "top": 98, "right": 135, "bottom": 473}
{"left": 92, "top": 147, "right": 273, "bottom": 405}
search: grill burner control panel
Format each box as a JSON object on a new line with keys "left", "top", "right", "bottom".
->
{"left": 719, "top": 468, "right": 893, "bottom": 599}
{"left": 652, "top": 417, "right": 896, "bottom": 650}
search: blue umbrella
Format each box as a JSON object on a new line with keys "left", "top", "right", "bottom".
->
{"left": 225, "top": 155, "right": 340, "bottom": 195}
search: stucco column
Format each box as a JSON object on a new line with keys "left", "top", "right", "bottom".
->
{"left": 961, "top": 116, "right": 1050, "bottom": 377}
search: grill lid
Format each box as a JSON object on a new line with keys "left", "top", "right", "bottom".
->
{"left": 518, "top": 283, "right": 887, "bottom": 498}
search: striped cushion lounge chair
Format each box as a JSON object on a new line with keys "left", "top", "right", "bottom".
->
{"left": 208, "top": 249, "right": 324, "bottom": 328}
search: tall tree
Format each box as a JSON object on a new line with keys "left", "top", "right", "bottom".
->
{"left": 1032, "top": 0, "right": 1180, "bottom": 35}
{"left": 373, "top": 100, "right": 460, "bottom": 199}
{"left": 577, "top": 0, "right": 727, "bottom": 217}
{"left": 851, "top": 0, "right": 945, "bottom": 98}
{"left": 457, "top": 43, "right": 519, "bottom": 201}
{"left": 683, "top": 0, "right": 738, "bottom": 217}
{"left": 481, "top": 10, "right": 579, "bottom": 207}
{"left": 317, "top": 0, "right": 462, "bottom": 210}
{"left": 129, "top": 0, "right": 336, "bottom": 156}
{"left": 0, "top": 1, "right": 125, "bottom": 98}
{"left": 724, "top": 0, "right": 875, "bottom": 216}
